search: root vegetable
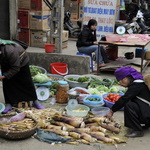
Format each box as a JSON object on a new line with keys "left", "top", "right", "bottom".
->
{"left": 100, "top": 123, "right": 120, "bottom": 134}
{"left": 77, "top": 139, "right": 90, "bottom": 145}
{"left": 53, "top": 115, "right": 85, "bottom": 128}
{"left": 69, "top": 132, "right": 81, "bottom": 139}
{"left": 89, "top": 126, "right": 106, "bottom": 133}
{"left": 90, "top": 134, "right": 114, "bottom": 143}
{"left": 84, "top": 117, "right": 108, "bottom": 124}
{"left": 88, "top": 131, "right": 105, "bottom": 137}
{"left": 107, "top": 135, "right": 126, "bottom": 143}
{"left": 68, "top": 128, "right": 90, "bottom": 133}
{"left": 80, "top": 133, "right": 97, "bottom": 143}
{"left": 51, "top": 121, "right": 75, "bottom": 129}
{"left": 85, "top": 123, "right": 98, "bottom": 127}
{"left": 44, "top": 129, "right": 69, "bottom": 136}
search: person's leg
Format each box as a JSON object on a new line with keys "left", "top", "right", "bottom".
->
{"left": 32, "top": 100, "right": 44, "bottom": 109}
{"left": 124, "top": 101, "right": 144, "bottom": 137}
{"left": 100, "top": 45, "right": 108, "bottom": 63}
{"left": 78, "top": 45, "right": 104, "bottom": 64}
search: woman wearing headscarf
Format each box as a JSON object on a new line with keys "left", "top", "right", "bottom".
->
{"left": 76, "top": 19, "right": 108, "bottom": 67}
{"left": 0, "top": 39, "right": 44, "bottom": 113}
{"left": 105, "top": 66, "right": 150, "bottom": 138}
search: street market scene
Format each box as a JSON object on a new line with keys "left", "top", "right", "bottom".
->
{"left": 1, "top": 0, "right": 150, "bottom": 150}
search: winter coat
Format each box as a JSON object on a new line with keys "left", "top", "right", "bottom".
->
{"left": 0, "top": 44, "right": 29, "bottom": 79}
{"left": 76, "top": 25, "right": 97, "bottom": 47}
{"left": 111, "top": 80, "right": 150, "bottom": 119}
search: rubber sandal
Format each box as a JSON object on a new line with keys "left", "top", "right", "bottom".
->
{"left": 32, "top": 103, "right": 44, "bottom": 109}
{"left": 2, "top": 108, "right": 12, "bottom": 114}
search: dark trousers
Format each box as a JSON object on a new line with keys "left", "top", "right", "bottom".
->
{"left": 124, "top": 101, "right": 148, "bottom": 131}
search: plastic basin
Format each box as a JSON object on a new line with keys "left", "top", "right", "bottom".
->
{"left": 64, "top": 74, "right": 90, "bottom": 88}
{"left": 83, "top": 95, "right": 104, "bottom": 108}
{"left": 102, "top": 93, "right": 124, "bottom": 110}
{"left": 65, "top": 104, "right": 90, "bottom": 117}
{"left": 91, "top": 107, "right": 110, "bottom": 116}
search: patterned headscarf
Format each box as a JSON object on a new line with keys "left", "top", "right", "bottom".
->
{"left": 0, "top": 39, "right": 16, "bottom": 45}
{"left": 114, "top": 66, "right": 143, "bottom": 81}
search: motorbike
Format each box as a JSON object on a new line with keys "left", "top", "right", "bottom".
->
{"left": 64, "top": 10, "right": 82, "bottom": 38}
{"left": 116, "top": 2, "right": 150, "bottom": 34}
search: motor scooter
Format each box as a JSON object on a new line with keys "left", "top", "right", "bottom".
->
{"left": 64, "top": 10, "right": 81, "bottom": 38}
{"left": 116, "top": 10, "right": 150, "bottom": 34}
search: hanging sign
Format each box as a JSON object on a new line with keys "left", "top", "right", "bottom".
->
{"left": 83, "top": 0, "right": 117, "bottom": 40}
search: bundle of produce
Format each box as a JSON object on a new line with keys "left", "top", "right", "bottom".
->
{"left": 88, "top": 77, "right": 127, "bottom": 96}
{"left": 33, "top": 73, "right": 51, "bottom": 83}
{"left": 21, "top": 108, "right": 126, "bottom": 145}
{"left": 29, "top": 65, "right": 47, "bottom": 76}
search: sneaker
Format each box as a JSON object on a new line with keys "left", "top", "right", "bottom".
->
{"left": 125, "top": 130, "right": 144, "bottom": 138}
{"left": 2, "top": 107, "right": 12, "bottom": 114}
{"left": 32, "top": 103, "right": 44, "bottom": 109}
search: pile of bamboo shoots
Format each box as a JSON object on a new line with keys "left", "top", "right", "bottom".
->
{"left": 22, "top": 108, "right": 126, "bottom": 145}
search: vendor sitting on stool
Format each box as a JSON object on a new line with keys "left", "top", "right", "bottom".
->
{"left": 105, "top": 66, "right": 150, "bottom": 138}
{"left": 76, "top": 19, "right": 108, "bottom": 67}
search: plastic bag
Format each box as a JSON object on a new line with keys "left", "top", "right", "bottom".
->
{"left": 35, "top": 128, "right": 71, "bottom": 144}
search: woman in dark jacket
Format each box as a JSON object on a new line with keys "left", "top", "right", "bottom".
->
{"left": 105, "top": 66, "right": 150, "bottom": 138}
{"left": 76, "top": 19, "right": 108, "bottom": 67}
{"left": 0, "top": 39, "right": 44, "bottom": 113}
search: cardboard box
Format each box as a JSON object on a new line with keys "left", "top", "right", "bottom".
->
{"left": 62, "top": 30, "right": 69, "bottom": 42}
{"left": 18, "top": 28, "right": 30, "bottom": 46}
{"left": 31, "top": 0, "right": 51, "bottom": 11}
{"left": 18, "top": 0, "right": 30, "bottom": 10}
{"left": 18, "top": 10, "right": 29, "bottom": 28}
{"left": 30, "top": 30, "right": 50, "bottom": 48}
{"left": 29, "top": 11, "right": 51, "bottom": 30}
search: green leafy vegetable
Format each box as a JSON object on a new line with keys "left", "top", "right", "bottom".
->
{"left": 30, "top": 65, "right": 43, "bottom": 76}
{"left": 33, "top": 73, "right": 51, "bottom": 83}
{"left": 67, "top": 76, "right": 89, "bottom": 82}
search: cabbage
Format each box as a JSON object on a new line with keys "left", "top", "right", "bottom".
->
{"left": 96, "top": 85, "right": 109, "bottom": 92}
{"left": 33, "top": 73, "right": 51, "bottom": 83}
{"left": 109, "top": 86, "right": 119, "bottom": 93}
{"left": 88, "top": 88, "right": 106, "bottom": 96}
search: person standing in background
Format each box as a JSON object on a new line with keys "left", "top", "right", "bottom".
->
{"left": 0, "top": 39, "right": 44, "bottom": 114}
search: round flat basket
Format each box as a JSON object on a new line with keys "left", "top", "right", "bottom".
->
{"left": 0, "top": 115, "right": 38, "bottom": 140}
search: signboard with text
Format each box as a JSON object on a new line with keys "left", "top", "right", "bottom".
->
{"left": 83, "top": 0, "right": 117, "bottom": 40}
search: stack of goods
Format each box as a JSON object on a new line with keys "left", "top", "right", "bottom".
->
{"left": 17, "top": 0, "right": 69, "bottom": 48}
{"left": 17, "top": 0, "right": 51, "bottom": 47}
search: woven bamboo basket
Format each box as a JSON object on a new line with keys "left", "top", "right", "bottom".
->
{"left": 0, "top": 115, "right": 38, "bottom": 140}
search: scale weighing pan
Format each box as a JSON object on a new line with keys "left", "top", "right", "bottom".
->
{"left": 36, "top": 86, "right": 50, "bottom": 101}
{"left": 0, "top": 102, "right": 5, "bottom": 113}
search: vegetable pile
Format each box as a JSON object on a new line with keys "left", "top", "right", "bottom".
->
{"left": 67, "top": 76, "right": 90, "bottom": 82}
{"left": 21, "top": 108, "right": 126, "bottom": 145}
{"left": 30, "top": 65, "right": 44, "bottom": 76}
{"left": 86, "top": 97, "right": 101, "bottom": 101}
{"left": 104, "top": 93, "right": 122, "bottom": 103}
{"left": 88, "top": 77, "right": 127, "bottom": 96}
{"left": 33, "top": 73, "right": 51, "bottom": 83}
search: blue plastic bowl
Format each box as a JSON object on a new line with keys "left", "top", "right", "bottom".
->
{"left": 83, "top": 95, "right": 104, "bottom": 106}
{"left": 102, "top": 93, "right": 124, "bottom": 111}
